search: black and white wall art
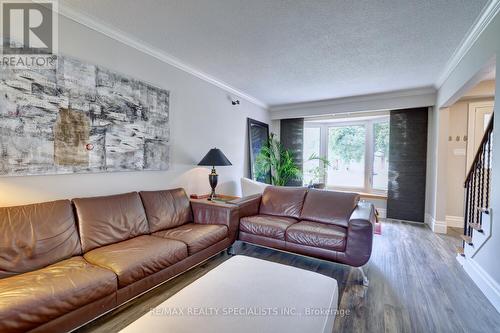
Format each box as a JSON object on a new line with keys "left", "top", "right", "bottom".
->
{"left": 0, "top": 56, "right": 170, "bottom": 176}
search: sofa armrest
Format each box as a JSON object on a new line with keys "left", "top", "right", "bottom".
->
{"left": 190, "top": 200, "right": 240, "bottom": 242}
{"left": 344, "top": 202, "right": 376, "bottom": 267}
{"left": 229, "top": 194, "right": 262, "bottom": 218}
{"left": 349, "top": 201, "right": 376, "bottom": 226}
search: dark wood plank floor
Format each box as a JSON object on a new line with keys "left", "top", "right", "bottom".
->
{"left": 77, "top": 220, "right": 500, "bottom": 333}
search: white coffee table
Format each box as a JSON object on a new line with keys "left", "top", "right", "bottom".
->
{"left": 121, "top": 255, "right": 338, "bottom": 333}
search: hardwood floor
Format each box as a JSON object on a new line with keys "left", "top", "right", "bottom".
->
{"left": 447, "top": 226, "right": 465, "bottom": 240}
{"left": 77, "top": 220, "right": 500, "bottom": 333}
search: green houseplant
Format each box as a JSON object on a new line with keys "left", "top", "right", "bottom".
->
{"left": 305, "top": 153, "right": 331, "bottom": 188}
{"left": 254, "top": 133, "right": 300, "bottom": 186}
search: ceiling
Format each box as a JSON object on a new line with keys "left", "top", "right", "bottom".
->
{"left": 60, "top": 0, "right": 489, "bottom": 107}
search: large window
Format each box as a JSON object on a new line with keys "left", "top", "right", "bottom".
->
{"left": 303, "top": 115, "right": 390, "bottom": 193}
{"left": 328, "top": 125, "right": 366, "bottom": 188}
{"left": 372, "top": 121, "right": 389, "bottom": 191}
{"left": 303, "top": 127, "right": 321, "bottom": 185}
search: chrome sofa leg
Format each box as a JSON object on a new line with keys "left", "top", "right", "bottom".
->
{"left": 357, "top": 266, "right": 369, "bottom": 287}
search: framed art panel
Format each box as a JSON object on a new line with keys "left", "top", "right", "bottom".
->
{"left": 247, "top": 118, "right": 271, "bottom": 184}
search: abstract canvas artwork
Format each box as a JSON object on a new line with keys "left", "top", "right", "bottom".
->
{"left": 0, "top": 56, "right": 170, "bottom": 176}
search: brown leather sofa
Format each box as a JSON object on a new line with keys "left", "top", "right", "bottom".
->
{"left": 237, "top": 186, "right": 376, "bottom": 268}
{"left": 0, "top": 189, "right": 237, "bottom": 333}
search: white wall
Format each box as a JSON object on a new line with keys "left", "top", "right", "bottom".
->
{"left": 270, "top": 119, "right": 281, "bottom": 137}
{"left": 461, "top": 79, "right": 496, "bottom": 99}
{"left": 425, "top": 107, "right": 438, "bottom": 218}
{"left": 436, "top": 9, "right": 500, "bottom": 288}
{"left": 446, "top": 102, "right": 470, "bottom": 219}
{"left": 0, "top": 15, "right": 270, "bottom": 207}
{"left": 425, "top": 106, "right": 449, "bottom": 233}
{"left": 425, "top": 107, "right": 437, "bottom": 223}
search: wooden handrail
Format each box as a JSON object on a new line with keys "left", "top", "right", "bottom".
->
{"left": 465, "top": 113, "right": 494, "bottom": 186}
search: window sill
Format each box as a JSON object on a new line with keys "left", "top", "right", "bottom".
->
{"left": 332, "top": 189, "right": 387, "bottom": 200}
{"left": 357, "top": 192, "right": 387, "bottom": 200}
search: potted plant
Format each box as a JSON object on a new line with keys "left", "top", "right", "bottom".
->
{"left": 305, "top": 153, "right": 331, "bottom": 189}
{"left": 254, "top": 133, "right": 301, "bottom": 186}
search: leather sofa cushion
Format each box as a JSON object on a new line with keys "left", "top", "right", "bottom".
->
{"left": 286, "top": 220, "right": 347, "bottom": 251}
{"left": 240, "top": 215, "right": 297, "bottom": 240}
{"left": 300, "top": 189, "right": 360, "bottom": 227}
{"left": 84, "top": 235, "right": 188, "bottom": 288}
{"left": 259, "top": 186, "right": 307, "bottom": 219}
{"left": 0, "top": 257, "right": 116, "bottom": 333}
{"left": 0, "top": 200, "right": 81, "bottom": 279}
{"left": 153, "top": 223, "right": 228, "bottom": 255}
{"left": 73, "top": 192, "right": 150, "bottom": 252}
{"left": 140, "top": 189, "right": 193, "bottom": 233}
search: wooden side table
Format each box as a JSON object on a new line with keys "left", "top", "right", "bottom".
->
{"left": 189, "top": 194, "right": 240, "bottom": 206}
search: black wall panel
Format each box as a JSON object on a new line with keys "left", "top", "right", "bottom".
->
{"left": 280, "top": 118, "right": 304, "bottom": 186}
{"left": 387, "top": 108, "right": 428, "bottom": 222}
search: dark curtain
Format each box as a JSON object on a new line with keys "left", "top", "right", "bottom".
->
{"left": 280, "top": 118, "right": 304, "bottom": 186}
{"left": 387, "top": 108, "right": 428, "bottom": 222}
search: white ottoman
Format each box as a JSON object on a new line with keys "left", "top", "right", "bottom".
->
{"left": 121, "top": 255, "right": 338, "bottom": 333}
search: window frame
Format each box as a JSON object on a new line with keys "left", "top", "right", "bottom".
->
{"left": 302, "top": 126, "right": 323, "bottom": 186}
{"left": 304, "top": 116, "right": 389, "bottom": 195}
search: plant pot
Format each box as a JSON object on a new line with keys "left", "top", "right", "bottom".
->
{"left": 308, "top": 183, "right": 325, "bottom": 189}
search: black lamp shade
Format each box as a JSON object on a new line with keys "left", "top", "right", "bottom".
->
{"left": 198, "top": 148, "right": 232, "bottom": 166}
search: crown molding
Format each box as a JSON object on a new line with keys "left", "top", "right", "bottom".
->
{"left": 435, "top": 0, "right": 500, "bottom": 88}
{"left": 270, "top": 87, "right": 436, "bottom": 112}
{"left": 269, "top": 87, "right": 436, "bottom": 119}
{"left": 270, "top": 87, "right": 436, "bottom": 120}
{"left": 55, "top": 3, "right": 268, "bottom": 109}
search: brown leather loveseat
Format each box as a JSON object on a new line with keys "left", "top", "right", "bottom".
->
{"left": 0, "top": 188, "right": 237, "bottom": 333}
{"left": 237, "top": 186, "right": 376, "bottom": 270}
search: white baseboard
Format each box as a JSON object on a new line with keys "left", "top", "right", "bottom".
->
{"left": 377, "top": 208, "right": 387, "bottom": 219}
{"left": 457, "top": 255, "right": 500, "bottom": 313}
{"left": 425, "top": 213, "right": 447, "bottom": 234}
{"left": 425, "top": 213, "right": 432, "bottom": 226}
{"left": 433, "top": 220, "right": 447, "bottom": 234}
{"left": 446, "top": 215, "right": 464, "bottom": 228}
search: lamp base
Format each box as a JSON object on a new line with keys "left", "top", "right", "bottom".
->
{"left": 208, "top": 191, "right": 216, "bottom": 201}
{"left": 208, "top": 167, "right": 218, "bottom": 201}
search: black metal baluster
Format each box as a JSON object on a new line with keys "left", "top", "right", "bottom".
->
{"left": 478, "top": 145, "right": 484, "bottom": 227}
{"left": 486, "top": 131, "right": 491, "bottom": 208}
{"left": 463, "top": 177, "right": 470, "bottom": 242}
{"left": 468, "top": 178, "right": 473, "bottom": 237}
{"left": 472, "top": 163, "right": 477, "bottom": 226}
{"left": 468, "top": 176, "right": 472, "bottom": 228}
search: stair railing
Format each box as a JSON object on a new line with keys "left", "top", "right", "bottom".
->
{"left": 463, "top": 114, "right": 494, "bottom": 249}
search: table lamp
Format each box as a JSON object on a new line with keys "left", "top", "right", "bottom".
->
{"left": 198, "top": 148, "right": 232, "bottom": 200}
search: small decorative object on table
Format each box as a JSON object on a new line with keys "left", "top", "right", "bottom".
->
{"left": 190, "top": 193, "right": 239, "bottom": 203}
{"left": 198, "top": 148, "right": 232, "bottom": 201}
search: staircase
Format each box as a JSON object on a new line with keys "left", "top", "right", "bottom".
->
{"left": 458, "top": 114, "right": 494, "bottom": 257}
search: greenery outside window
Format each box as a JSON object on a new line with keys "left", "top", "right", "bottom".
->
{"left": 303, "top": 114, "right": 389, "bottom": 194}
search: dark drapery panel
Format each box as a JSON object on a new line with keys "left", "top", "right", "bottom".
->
{"left": 387, "top": 108, "right": 428, "bottom": 222}
{"left": 280, "top": 118, "right": 304, "bottom": 186}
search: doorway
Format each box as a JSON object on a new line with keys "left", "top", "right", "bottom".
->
{"left": 443, "top": 72, "right": 495, "bottom": 235}
{"left": 467, "top": 101, "right": 494, "bottom": 172}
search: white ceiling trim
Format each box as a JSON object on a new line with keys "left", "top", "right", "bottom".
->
{"left": 435, "top": 0, "right": 500, "bottom": 88}
{"left": 269, "top": 87, "right": 436, "bottom": 120}
{"left": 56, "top": 3, "right": 268, "bottom": 109}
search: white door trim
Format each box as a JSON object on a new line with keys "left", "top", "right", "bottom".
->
{"left": 467, "top": 101, "right": 494, "bottom": 172}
